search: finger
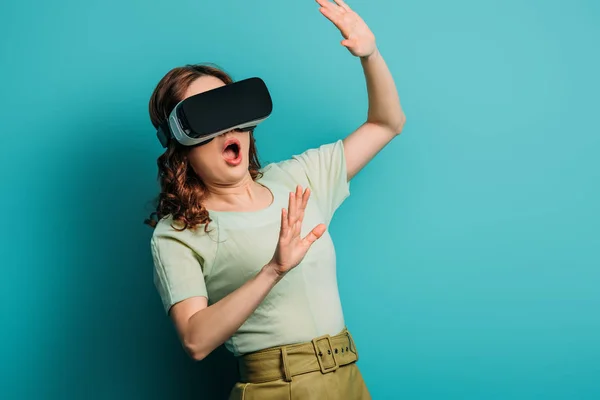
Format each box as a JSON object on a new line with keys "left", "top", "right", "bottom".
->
{"left": 280, "top": 208, "right": 288, "bottom": 236}
{"left": 302, "top": 223, "right": 327, "bottom": 247}
{"left": 292, "top": 186, "right": 303, "bottom": 236}
{"left": 316, "top": 0, "right": 343, "bottom": 12}
{"left": 333, "top": 0, "right": 351, "bottom": 11}
{"left": 295, "top": 185, "right": 303, "bottom": 214}
{"left": 297, "top": 187, "right": 310, "bottom": 225}
{"left": 301, "top": 187, "right": 311, "bottom": 209}
{"left": 318, "top": 5, "right": 344, "bottom": 25}
{"left": 288, "top": 191, "right": 297, "bottom": 226}
{"left": 315, "top": 0, "right": 334, "bottom": 9}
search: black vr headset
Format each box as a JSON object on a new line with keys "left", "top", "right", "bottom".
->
{"left": 157, "top": 77, "right": 273, "bottom": 148}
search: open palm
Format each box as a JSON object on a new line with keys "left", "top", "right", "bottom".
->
{"left": 316, "top": 0, "right": 377, "bottom": 58}
{"left": 270, "top": 185, "right": 326, "bottom": 275}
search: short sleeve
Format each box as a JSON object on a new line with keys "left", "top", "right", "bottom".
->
{"left": 151, "top": 235, "right": 208, "bottom": 315}
{"left": 290, "top": 139, "right": 350, "bottom": 224}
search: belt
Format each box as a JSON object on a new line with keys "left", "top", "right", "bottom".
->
{"left": 238, "top": 328, "right": 359, "bottom": 383}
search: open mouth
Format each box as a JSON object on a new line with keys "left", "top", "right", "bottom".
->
{"left": 222, "top": 138, "right": 242, "bottom": 165}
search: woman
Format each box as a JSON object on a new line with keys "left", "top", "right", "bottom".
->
{"left": 147, "top": 1, "right": 405, "bottom": 398}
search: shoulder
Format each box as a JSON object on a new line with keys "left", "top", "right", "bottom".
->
{"left": 259, "top": 140, "right": 345, "bottom": 183}
{"left": 151, "top": 215, "right": 219, "bottom": 263}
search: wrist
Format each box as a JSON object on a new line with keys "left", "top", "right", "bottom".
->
{"left": 360, "top": 47, "right": 380, "bottom": 62}
{"left": 261, "top": 262, "right": 285, "bottom": 284}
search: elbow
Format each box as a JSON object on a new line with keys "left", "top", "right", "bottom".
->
{"left": 374, "top": 113, "right": 406, "bottom": 136}
{"left": 391, "top": 113, "right": 407, "bottom": 135}
{"left": 190, "top": 351, "right": 207, "bottom": 362}
{"left": 183, "top": 338, "right": 209, "bottom": 361}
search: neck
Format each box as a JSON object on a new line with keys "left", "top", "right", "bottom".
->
{"left": 204, "top": 173, "right": 264, "bottom": 211}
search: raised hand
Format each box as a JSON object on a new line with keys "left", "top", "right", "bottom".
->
{"left": 315, "top": 0, "right": 377, "bottom": 58}
{"left": 269, "top": 185, "right": 326, "bottom": 277}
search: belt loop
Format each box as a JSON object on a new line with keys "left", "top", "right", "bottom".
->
{"left": 281, "top": 346, "right": 292, "bottom": 382}
{"left": 347, "top": 330, "right": 359, "bottom": 361}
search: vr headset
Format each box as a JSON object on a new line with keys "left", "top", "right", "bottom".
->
{"left": 157, "top": 77, "right": 273, "bottom": 148}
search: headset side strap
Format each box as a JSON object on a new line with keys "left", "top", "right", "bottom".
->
{"left": 156, "top": 121, "right": 171, "bottom": 148}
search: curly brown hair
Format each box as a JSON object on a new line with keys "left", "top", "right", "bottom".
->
{"left": 145, "top": 64, "right": 262, "bottom": 231}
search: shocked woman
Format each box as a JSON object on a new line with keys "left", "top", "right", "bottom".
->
{"left": 147, "top": 0, "right": 406, "bottom": 398}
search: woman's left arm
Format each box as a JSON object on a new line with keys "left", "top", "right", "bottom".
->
{"left": 317, "top": 0, "right": 406, "bottom": 180}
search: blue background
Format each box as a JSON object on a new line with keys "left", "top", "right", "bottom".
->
{"left": 2, "top": 0, "right": 599, "bottom": 398}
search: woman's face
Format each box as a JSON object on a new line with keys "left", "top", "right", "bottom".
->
{"left": 182, "top": 76, "right": 252, "bottom": 186}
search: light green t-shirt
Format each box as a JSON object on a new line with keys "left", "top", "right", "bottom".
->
{"left": 151, "top": 140, "right": 350, "bottom": 356}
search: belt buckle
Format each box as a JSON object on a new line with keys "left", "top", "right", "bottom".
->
{"left": 311, "top": 334, "right": 339, "bottom": 374}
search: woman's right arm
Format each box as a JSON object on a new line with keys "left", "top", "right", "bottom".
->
{"left": 170, "top": 262, "right": 281, "bottom": 360}
{"left": 170, "top": 185, "right": 326, "bottom": 361}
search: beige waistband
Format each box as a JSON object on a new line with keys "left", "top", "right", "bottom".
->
{"left": 238, "top": 328, "right": 359, "bottom": 383}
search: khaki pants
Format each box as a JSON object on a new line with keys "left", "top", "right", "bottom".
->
{"left": 229, "top": 328, "right": 371, "bottom": 400}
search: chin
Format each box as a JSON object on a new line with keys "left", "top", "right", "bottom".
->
{"left": 235, "top": 161, "right": 251, "bottom": 176}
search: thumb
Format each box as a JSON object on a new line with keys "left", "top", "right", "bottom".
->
{"left": 302, "top": 223, "right": 327, "bottom": 247}
{"left": 341, "top": 39, "right": 353, "bottom": 47}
